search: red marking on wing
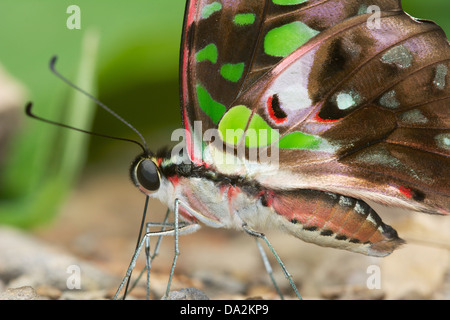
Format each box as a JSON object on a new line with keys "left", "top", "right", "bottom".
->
{"left": 267, "top": 96, "right": 287, "bottom": 124}
{"left": 182, "top": 108, "right": 205, "bottom": 166}
{"left": 181, "top": 0, "right": 196, "bottom": 107}
{"left": 180, "top": 0, "right": 203, "bottom": 166}
{"left": 396, "top": 185, "right": 413, "bottom": 199}
{"left": 182, "top": 108, "right": 196, "bottom": 163}
{"left": 313, "top": 111, "right": 341, "bottom": 123}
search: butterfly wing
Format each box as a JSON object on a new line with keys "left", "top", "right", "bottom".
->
{"left": 180, "top": 0, "right": 402, "bottom": 163}
{"left": 237, "top": 9, "right": 450, "bottom": 215}
{"left": 180, "top": 0, "right": 449, "bottom": 215}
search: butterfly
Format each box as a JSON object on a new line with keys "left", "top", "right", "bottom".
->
{"left": 131, "top": 0, "right": 447, "bottom": 262}
{"left": 25, "top": 0, "right": 446, "bottom": 299}
{"left": 118, "top": 0, "right": 450, "bottom": 298}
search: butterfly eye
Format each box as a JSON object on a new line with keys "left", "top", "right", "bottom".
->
{"left": 135, "top": 159, "right": 160, "bottom": 192}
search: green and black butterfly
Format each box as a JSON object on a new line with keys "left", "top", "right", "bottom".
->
{"left": 29, "top": 0, "right": 449, "bottom": 299}
{"left": 131, "top": 0, "right": 448, "bottom": 267}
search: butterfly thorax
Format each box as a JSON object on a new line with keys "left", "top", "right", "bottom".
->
{"left": 141, "top": 150, "right": 404, "bottom": 257}
{"left": 153, "top": 151, "right": 263, "bottom": 226}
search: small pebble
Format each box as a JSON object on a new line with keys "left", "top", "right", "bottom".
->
{"left": 163, "top": 288, "right": 209, "bottom": 300}
{"left": 0, "top": 286, "right": 44, "bottom": 300}
{"left": 36, "top": 285, "right": 62, "bottom": 300}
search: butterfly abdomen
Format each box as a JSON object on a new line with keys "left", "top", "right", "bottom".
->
{"left": 159, "top": 157, "right": 404, "bottom": 256}
{"left": 266, "top": 190, "right": 404, "bottom": 257}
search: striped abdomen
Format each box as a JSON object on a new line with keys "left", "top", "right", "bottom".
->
{"left": 264, "top": 190, "right": 404, "bottom": 257}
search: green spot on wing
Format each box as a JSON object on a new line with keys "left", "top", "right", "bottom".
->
{"left": 272, "top": 0, "right": 307, "bottom": 5}
{"left": 201, "top": 2, "right": 222, "bottom": 19}
{"left": 196, "top": 84, "right": 226, "bottom": 124}
{"left": 218, "top": 105, "right": 250, "bottom": 145}
{"left": 246, "top": 113, "right": 279, "bottom": 147}
{"left": 220, "top": 63, "right": 245, "bottom": 82}
{"left": 196, "top": 44, "right": 218, "bottom": 63}
{"left": 264, "top": 21, "right": 319, "bottom": 57}
{"left": 218, "top": 106, "right": 279, "bottom": 147}
{"left": 279, "top": 132, "right": 322, "bottom": 150}
{"left": 234, "top": 13, "right": 256, "bottom": 26}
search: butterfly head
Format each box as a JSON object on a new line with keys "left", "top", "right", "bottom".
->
{"left": 130, "top": 153, "right": 162, "bottom": 195}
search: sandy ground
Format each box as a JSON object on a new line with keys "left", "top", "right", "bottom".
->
{"left": 1, "top": 164, "right": 449, "bottom": 300}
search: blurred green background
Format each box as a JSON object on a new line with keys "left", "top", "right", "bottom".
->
{"left": 0, "top": 0, "right": 449, "bottom": 228}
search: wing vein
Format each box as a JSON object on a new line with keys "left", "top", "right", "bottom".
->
{"left": 232, "top": 0, "right": 271, "bottom": 104}
{"left": 394, "top": 94, "right": 450, "bottom": 115}
{"left": 383, "top": 140, "right": 450, "bottom": 157}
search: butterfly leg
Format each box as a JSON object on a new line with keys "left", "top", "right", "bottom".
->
{"left": 164, "top": 198, "right": 181, "bottom": 298}
{"left": 242, "top": 223, "right": 302, "bottom": 300}
{"left": 254, "top": 238, "right": 285, "bottom": 299}
{"left": 113, "top": 211, "right": 199, "bottom": 299}
{"left": 114, "top": 228, "right": 148, "bottom": 300}
{"left": 144, "top": 209, "right": 172, "bottom": 299}
{"left": 126, "top": 208, "right": 171, "bottom": 299}
{"left": 164, "top": 198, "right": 209, "bottom": 298}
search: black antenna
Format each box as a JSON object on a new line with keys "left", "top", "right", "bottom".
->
{"left": 26, "top": 56, "right": 149, "bottom": 155}
{"left": 29, "top": 55, "right": 154, "bottom": 300}
{"left": 25, "top": 102, "right": 147, "bottom": 154}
